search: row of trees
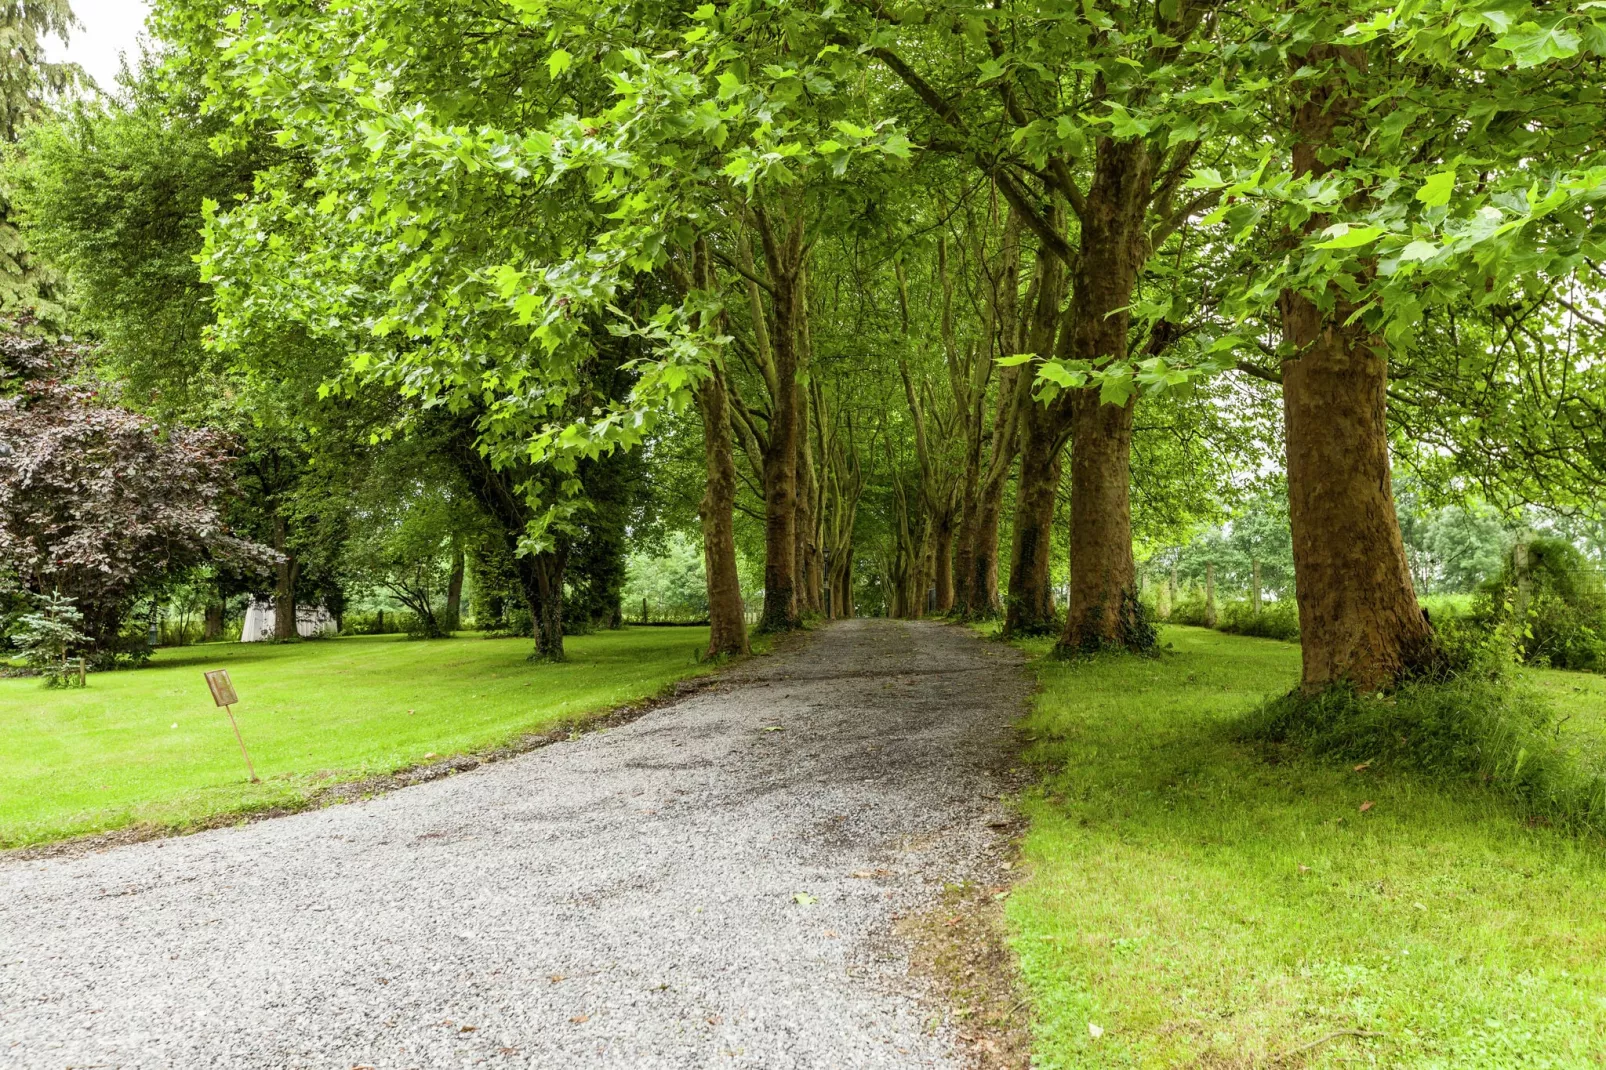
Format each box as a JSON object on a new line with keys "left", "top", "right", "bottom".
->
{"left": 4, "top": 2, "right": 1604, "bottom": 695}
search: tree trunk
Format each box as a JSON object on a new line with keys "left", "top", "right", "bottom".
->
{"left": 960, "top": 478, "right": 1008, "bottom": 619}
{"left": 445, "top": 546, "right": 465, "bottom": 633}
{"left": 203, "top": 603, "right": 225, "bottom": 641}
{"left": 1205, "top": 562, "right": 1218, "bottom": 628}
{"left": 697, "top": 363, "right": 751, "bottom": 658}
{"left": 272, "top": 513, "right": 297, "bottom": 641}
{"left": 1280, "top": 303, "right": 1434, "bottom": 690}
{"left": 1278, "top": 43, "right": 1436, "bottom": 693}
{"left": 1252, "top": 558, "right": 1263, "bottom": 616}
{"left": 932, "top": 512, "right": 955, "bottom": 614}
{"left": 1055, "top": 141, "right": 1153, "bottom": 656}
{"left": 758, "top": 222, "right": 804, "bottom": 632}
{"left": 1004, "top": 412, "right": 1063, "bottom": 637}
{"left": 516, "top": 549, "right": 567, "bottom": 661}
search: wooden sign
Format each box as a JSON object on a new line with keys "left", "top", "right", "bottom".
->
{"left": 204, "top": 669, "right": 238, "bottom": 707}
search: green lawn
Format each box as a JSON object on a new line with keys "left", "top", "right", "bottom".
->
{"left": 0, "top": 627, "right": 716, "bottom": 848}
{"left": 1008, "top": 625, "right": 1606, "bottom": 1068}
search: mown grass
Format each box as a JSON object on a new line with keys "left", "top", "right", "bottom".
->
{"left": 0, "top": 627, "right": 718, "bottom": 848}
{"left": 1008, "top": 625, "right": 1606, "bottom": 1068}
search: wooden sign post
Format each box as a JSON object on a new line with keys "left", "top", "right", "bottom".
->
{"left": 204, "top": 669, "right": 259, "bottom": 783}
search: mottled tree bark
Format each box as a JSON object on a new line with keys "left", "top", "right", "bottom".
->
{"left": 1004, "top": 407, "right": 1064, "bottom": 637}
{"left": 272, "top": 513, "right": 298, "bottom": 641}
{"left": 756, "top": 214, "right": 805, "bottom": 632}
{"left": 932, "top": 513, "right": 956, "bottom": 614}
{"left": 697, "top": 360, "right": 751, "bottom": 657}
{"left": 1056, "top": 140, "right": 1152, "bottom": 655}
{"left": 1279, "top": 44, "right": 1436, "bottom": 692}
{"left": 444, "top": 545, "right": 465, "bottom": 632}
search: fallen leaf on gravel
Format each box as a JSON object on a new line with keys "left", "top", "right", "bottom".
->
{"left": 459, "top": 1025, "right": 476, "bottom": 1033}
{"left": 549, "top": 974, "right": 565, "bottom": 983}
{"left": 706, "top": 1015, "right": 722, "bottom": 1025}
{"left": 763, "top": 725, "right": 786, "bottom": 732}
{"left": 1360, "top": 800, "right": 1375, "bottom": 813}
{"left": 570, "top": 1014, "right": 590, "bottom": 1024}
{"left": 1088, "top": 1022, "right": 1105, "bottom": 1038}
{"left": 498, "top": 1048, "right": 520, "bottom": 1056}
{"left": 793, "top": 892, "right": 817, "bottom": 905}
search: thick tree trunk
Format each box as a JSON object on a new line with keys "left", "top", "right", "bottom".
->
{"left": 1056, "top": 141, "right": 1153, "bottom": 655}
{"left": 272, "top": 514, "right": 297, "bottom": 641}
{"left": 1004, "top": 413, "right": 1063, "bottom": 637}
{"left": 203, "top": 603, "right": 225, "bottom": 641}
{"left": 1278, "top": 43, "right": 1436, "bottom": 693}
{"left": 1059, "top": 391, "right": 1143, "bottom": 651}
{"left": 445, "top": 546, "right": 465, "bottom": 632}
{"left": 1280, "top": 298, "right": 1435, "bottom": 691}
{"left": 697, "top": 364, "right": 751, "bottom": 658}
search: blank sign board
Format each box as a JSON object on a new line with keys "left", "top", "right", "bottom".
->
{"left": 204, "top": 669, "right": 238, "bottom": 707}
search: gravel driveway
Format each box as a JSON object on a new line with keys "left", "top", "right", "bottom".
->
{"left": 1, "top": 618, "right": 1031, "bottom": 1069}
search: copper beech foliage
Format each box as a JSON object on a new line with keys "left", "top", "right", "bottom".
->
{"left": 0, "top": 328, "right": 273, "bottom": 652}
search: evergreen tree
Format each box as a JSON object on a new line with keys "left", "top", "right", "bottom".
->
{"left": 0, "top": 0, "right": 80, "bottom": 324}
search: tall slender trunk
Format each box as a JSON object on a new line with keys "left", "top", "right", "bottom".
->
{"left": 272, "top": 513, "right": 297, "bottom": 641}
{"left": 1006, "top": 240, "right": 1068, "bottom": 637}
{"left": 697, "top": 361, "right": 751, "bottom": 657}
{"left": 445, "top": 546, "right": 465, "bottom": 632}
{"left": 1279, "top": 44, "right": 1436, "bottom": 692}
{"left": 1004, "top": 410, "right": 1063, "bottom": 636}
{"left": 757, "top": 217, "right": 805, "bottom": 632}
{"left": 932, "top": 513, "right": 956, "bottom": 614}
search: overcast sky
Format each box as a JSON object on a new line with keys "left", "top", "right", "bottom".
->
{"left": 44, "top": 0, "right": 154, "bottom": 92}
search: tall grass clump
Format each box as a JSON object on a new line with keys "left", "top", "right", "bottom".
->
{"left": 1217, "top": 597, "right": 1300, "bottom": 642}
{"left": 1240, "top": 628, "right": 1606, "bottom": 834}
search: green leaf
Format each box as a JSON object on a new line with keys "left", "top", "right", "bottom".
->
{"left": 792, "top": 892, "right": 817, "bottom": 905}
{"left": 1416, "top": 170, "right": 1456, "bottom": 208}
{"left": 995, "top": 353, "right": 1037, "bottom": 367}
{"left": 547, "top": 49, "right": 573, "bottom": 79}
{"left": 1400, "top": 240, "right": 1439, "bottom": 262}
{"left": 1314, "top": 224, "right": 1386, "bottom": 249}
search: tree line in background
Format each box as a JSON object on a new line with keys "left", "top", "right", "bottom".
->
{"left": 0, "top": 1, "right": 1603, "bottom": 699}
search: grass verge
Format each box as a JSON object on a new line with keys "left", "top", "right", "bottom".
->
{"left": 1, "top": 627, "right": 727, "bottom": 849}
{"left": 1007, "top": 625, "right": 1606, "bottom": 1068}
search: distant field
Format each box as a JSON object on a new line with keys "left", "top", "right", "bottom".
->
{"left": 0, "top": 628, "right": 716, "bottom": 848}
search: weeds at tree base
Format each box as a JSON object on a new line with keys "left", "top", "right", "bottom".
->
{"left": 1240, "top": 672, "right": 1606, "bottom": 836}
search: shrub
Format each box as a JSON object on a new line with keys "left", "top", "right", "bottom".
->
{"left": 1476, "top": 538, "right": 1606, "bottom": 673}
{"left": 1240, "top": 637, "right": 1606, "bottom": 834}
{"left": 1169, "top": 592, "right": 1212, "bottom": 628}
{"left": 1217, "top": 598, "right": 1301, "bottom": 642}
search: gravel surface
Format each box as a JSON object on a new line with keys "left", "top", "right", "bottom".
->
{"left": 1, "top": 618, "right": 1031, "bottom": 1070}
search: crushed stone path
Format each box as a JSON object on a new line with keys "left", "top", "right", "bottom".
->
{"left": 1, "top": 619, "right": 1032, "bottom": 1069}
